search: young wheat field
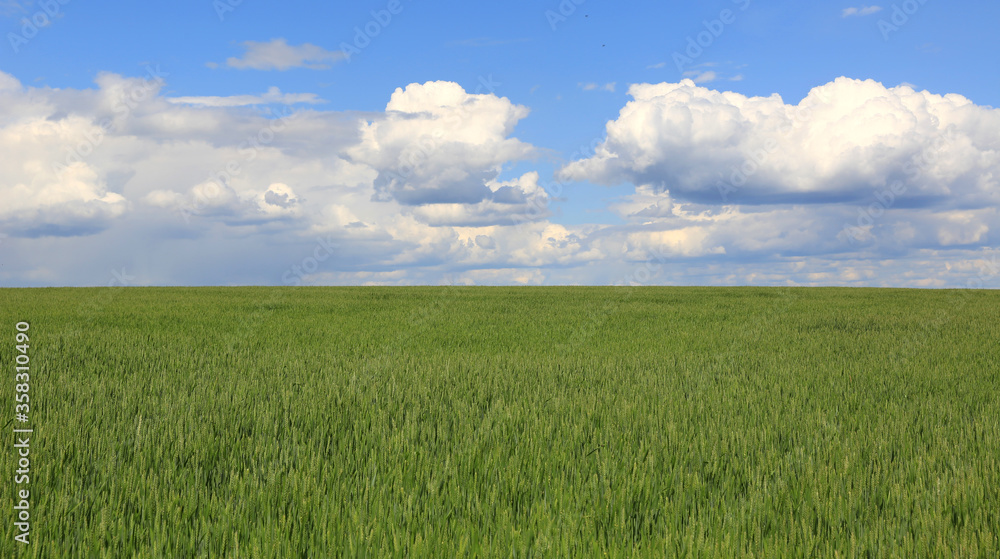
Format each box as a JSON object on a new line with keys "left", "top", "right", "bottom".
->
{"left": 1, "top": 286, "right": 998, "bottom": 557}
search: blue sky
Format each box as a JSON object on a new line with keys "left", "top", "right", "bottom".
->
{"left": 1, "top": 0, "right": 999, "bottom": 286}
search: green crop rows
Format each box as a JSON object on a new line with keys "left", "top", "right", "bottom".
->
{"left": 1, "top": 287, "right": 998, "bottom": 557}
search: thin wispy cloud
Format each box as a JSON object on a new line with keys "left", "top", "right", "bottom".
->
{"left": 842, "top": 5, "right": 882, "bottom": 17}
{"left": 680, "top": 62, "right": 743, "bottom": 83}
{"left": 579, "top": 82, "right": 616, "bottom": 92}
{"left": 166, "top": 86, "right": 324, "bottom": 107}
{"left": 681, "top": 70, "right": 743, "bottom": 83}
{"left": 222, "top": 38, "right": 346, "bottom": 71}
{"left": 683, "top": 70, "right": 717, "bottom": 84}
{"left": 0, "top": 0, "right": 29, "bottom": 15}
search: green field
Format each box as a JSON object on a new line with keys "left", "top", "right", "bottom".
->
{"left": 1, "top": 286, "right": 998, "bottom": 557}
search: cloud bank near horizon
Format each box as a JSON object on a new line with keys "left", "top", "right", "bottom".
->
{"left": 1, "top": 70, "right": 998, "bottom": 288}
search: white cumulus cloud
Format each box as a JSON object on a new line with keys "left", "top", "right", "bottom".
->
{"left": 3, "top": 68, "right": 1000, "bottom": 289}
{"left": 0, "top": 101, "right": 128, "bottom": 237}
{"left": 346, "top": 81, "right": 536, "bottom": 207}
{"left": 560, "top": 78, "right": 1000, "bottom": 209}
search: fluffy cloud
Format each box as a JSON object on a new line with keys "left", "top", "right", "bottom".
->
{"left": 560, "top": 78, "right": 1000, "bottom": 209}
{"left": 3, "top": 68, "right": 1000, "bottom": 289}
{"left": 0, "top": 68, "right": 363, "bottom": 239}
{"left": 0, "top": 161, "right": 127, "bottom": 237}
{"left": 0, "top": 76, "right": 127, "bottom": 236}
{"left": 224, "top": 39, "right": 346, "bottom": 71}
{"left": 0, "top": 70, "right": 21, "bottom": 91}
{"left": 346, "top": 81, "right": 536, "bottom": 207}
{"left": 408, "top": 172, "right": 550, "bottom": 226}
{"left": 145, "top": 182, "right": 303, "bottom": 225}
{"left": 551, "top": 78, "right": 1000, "bottom": 281}
{"left": 608, "top": 185, "right": 676, "bottom": 221}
